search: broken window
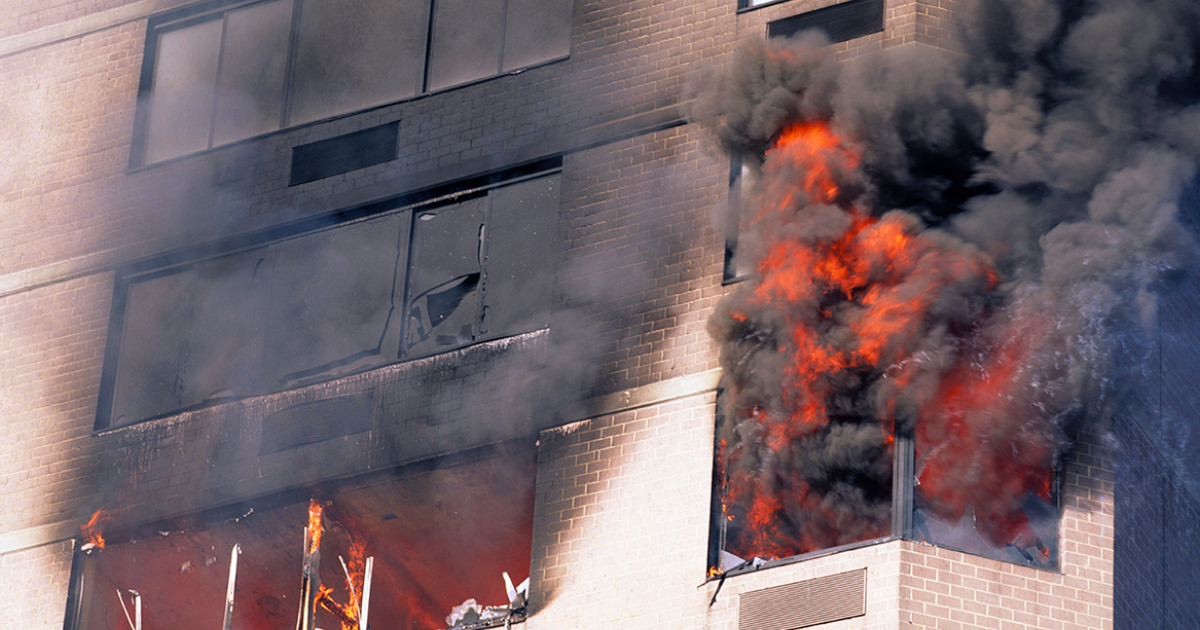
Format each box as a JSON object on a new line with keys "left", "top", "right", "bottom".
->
{"left": 405, "top": 176, "right": 558, "bottom": 357}
{"left": 99, "top": 170, "right": 559, "bottom": 428}
{"left": 134, "top": 0, "right": 574, "bottom": 164}
{"left": 68, "top": 444, "right": 536, "bottom": 630}
{"left": 708, "top": 404, "right": 1060, "bottom": 576}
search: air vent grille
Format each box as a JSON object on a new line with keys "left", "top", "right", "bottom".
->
{"left": 738, "top": 569, "right": 866, "bottom": 630}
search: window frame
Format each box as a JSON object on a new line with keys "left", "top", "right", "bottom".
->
{"left": 130, "top": 0, "right": 573, "bottom": 167}
{"left": 95, "top": 159, "right": 562, "bottom": 430}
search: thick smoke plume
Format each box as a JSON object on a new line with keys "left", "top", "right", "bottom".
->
{"left": 694, "top": 0, "right": 1200, "bottom": 561}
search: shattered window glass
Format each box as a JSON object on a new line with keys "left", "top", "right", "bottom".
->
{"left": 405, "top": 197, "right": 487, "bottom": 356}
{"left": 261, "top": 214, "right": 408, "bottom": 390}
{"left": 102, "top": 172, "right": 558, "bottom": 428}
{"left": 910, "top": 427, "right": 1059, "bottom": 568}
{"left": 73, "top": 445, "right": 536, "bottom": 630}
{"left": 403, "top": 175, "right": 560, "bottom": 358}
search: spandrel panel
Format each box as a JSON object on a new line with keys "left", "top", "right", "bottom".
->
{"left": 481, "top": 176, "right": 558, "bottom": 338}
{"left": 405, "top": 198, "right": 486, "bottom": 356}
{"left": 426, "top": 0, "right": 505, "bottom": 91}
{"left": 290, "top": 0, "right": 430, "bottom": 125}
{"left": 143, "top": 19, "right": 222, "bottom": 163}
{"left": 261, "top": 214, "right": 408, "bottom": 390}
{"left": 211, "top": 0, "right": 292, "bottom": 146}
{"left": 501, "top": 0, "right": 572, "bottom": 72}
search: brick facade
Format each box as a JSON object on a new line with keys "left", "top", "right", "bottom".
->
{"left": 0, "top": 0, "right": 1162, "bottom": 629}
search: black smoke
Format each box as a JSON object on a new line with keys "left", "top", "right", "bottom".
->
{"left": 693, "top": 0, "right": 1200, "bottom": 560}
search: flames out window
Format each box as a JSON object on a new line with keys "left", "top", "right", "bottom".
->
{"left": 134, "top": 0, "right": 573, "bottom": 164}
{"left": 98, "top": 170, "right": 559, "bottom": 429}
{"left": 69, "top": 444, "right": 536, "bottom": 630}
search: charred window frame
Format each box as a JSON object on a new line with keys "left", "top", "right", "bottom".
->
{"left": 131, "top": 0, "right": 573, "bottom": 165}
{"left": 63, "top": 441, "right": 537, "bottom": 630}
{"left": 96, "top": 161, "right": 560, "bottom": 430}
{"left": 708, "top": 407, "right": 1063, "bottom": 576}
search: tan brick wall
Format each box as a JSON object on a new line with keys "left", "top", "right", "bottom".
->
{"left": 0, "top": 273, "right": 111, "bottom": 533}
{"left": 0, "top": 540, "right": 75, "bottom": 629}
{"left": 529, "top": 392, "right": 721, "bottom": 630}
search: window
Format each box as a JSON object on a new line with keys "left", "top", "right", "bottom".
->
{"left": 134, "top": 0, "right": 573, "bottom": 164}
{"left": 98, "top": 168, "right": 559, "bottom": 428}
{"left": 68, "top": 444, "right": 536, "bottom": 630}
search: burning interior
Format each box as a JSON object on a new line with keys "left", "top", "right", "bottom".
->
{"left": 701, "top": 6, "right": 1200, "bottom": 571}
{"left": 68, "top": 444, "right": 535, "bottom": 630}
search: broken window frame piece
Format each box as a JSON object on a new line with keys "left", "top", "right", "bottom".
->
{"left": 95, "top": 164, "right": 560, "bottom": 430}
{"left": 130, "top": 0, "right": 574, "bottom": 165}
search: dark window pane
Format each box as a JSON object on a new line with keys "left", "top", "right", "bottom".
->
{"left": 290, "top": 0, "right": 430, "bottom": 125}
{"left": 144, "top": 19, "right": 222, "bottom": 163}
{"left": 261, "top": 215, "right": 408, "bottom": 389}
{"left": 427, "top": 0, "right": 505, "bottom": 91}
{"left": 480, "top": 175, "right": 558, "bottom": 337}
{"left": 767, "top": 0, "right": 885, "bottom": 45}
{"left": 112, "top": 252, "right": 269, "bottom": 424}
{"left": 405, "top": 198, "right": 487, "bottom": 355}
{"left": 502, "top": 0, "right": 572, "bottom": 72}
{"left": 211, "top": 0, "right": 293, "bottom": 146}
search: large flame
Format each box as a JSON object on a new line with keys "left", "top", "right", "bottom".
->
{"left": 714, "top": 120, "right": 1054, "bottom": 562}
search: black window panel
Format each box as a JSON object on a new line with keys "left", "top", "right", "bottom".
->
{"left": 767, "top": 0, "right": 884, "bottom": 45}
{"left": 481, "top": 175, "right": 558, "bottom": 336}
{"left": 426, "top": 0, "right": 507, "bottom": 91}
{"left": 143, "top": 18, "right": 223, "bottom": 163}
{"left": 289, "top": 0, "right": 430, "bottom": 125}
{"left": 210, "top": 0, "right": 293, "bottom": 146}
{"left": 259, "top": 392, "right": 374, "bottom": 454}
{"left": 289, "top": 122, "right": 399, "bottom": 186}
{"left": 502, "top": 0, "right": 573, "bottom": 72}
{"left": 260, "top": 213, "right": 407, "bottom": 389}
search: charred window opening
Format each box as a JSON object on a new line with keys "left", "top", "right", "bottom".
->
{"left": 97, "top": 169, "right": 558, "bottom": 429}
{"left": 132, "top": 0, "right": 573, "bottom": 165}
{"left": 709, "top": 404, "right": 1061, "bottom": 574}
{"left": 66, "top": 443, "right": 536, "bottom": 630}
{"left": 708, "top": 119, "right": 1062, "bottom": 576}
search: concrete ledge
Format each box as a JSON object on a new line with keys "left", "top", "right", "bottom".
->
{"left": 0, "top": 0, "right": 188, "bottom": 59}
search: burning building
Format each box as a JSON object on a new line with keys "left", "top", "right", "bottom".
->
{"left": 2, "top": 0, "right": 1199, "bottom": 629}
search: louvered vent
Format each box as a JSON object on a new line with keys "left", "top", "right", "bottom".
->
{"left": 738, "top": 569, "right": 866, "bottom": 630}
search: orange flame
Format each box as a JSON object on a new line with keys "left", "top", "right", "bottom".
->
{"left": 307, "top": 499, "right": 323, "bottom": 555}
{"left": 80, "top": 508, "right": 112, "bottom": 549}
{"left": 717, "top": 118, "right": 1047, "bottom": 561}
